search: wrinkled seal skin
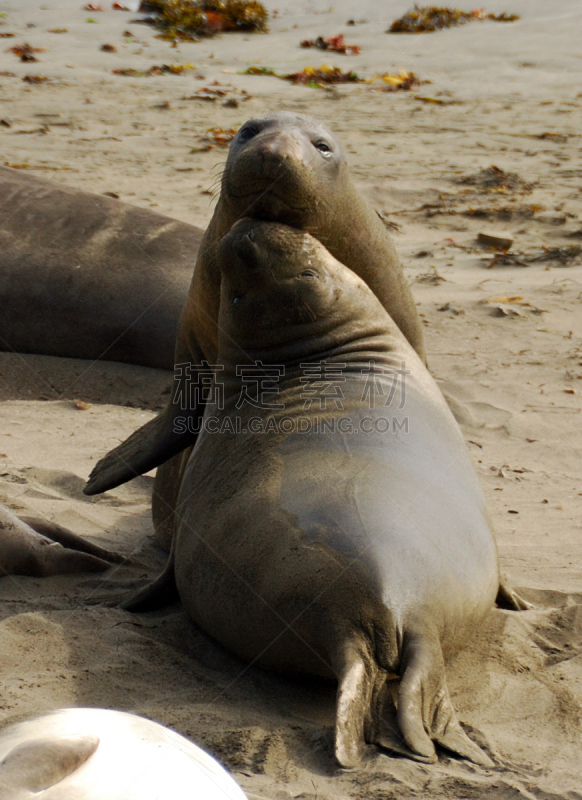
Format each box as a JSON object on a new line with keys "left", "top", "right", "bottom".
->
{"left": 0, "top": 166, "right": 202, "bottom": 370}
{"left": 130, "top": 220, "right": 505, "bottom": 768}
{"left": 0, "top": 504, "right": 121, "bottom": 577}
{"left": 0, "top": 708, "right": 248, "bottom": 799}
{"left": 84, "top": 112, "right": 426, "bottom": 503}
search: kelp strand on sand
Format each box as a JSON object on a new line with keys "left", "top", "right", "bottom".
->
{"left": 284, "top": 66, "right": 361, "bottom": 86}
{"left": 113, "top": 63, "right": 195, "bottom": 76}
{"left": 487, "top": 246, "right": 582, "bottom": 268}
{"left": 140, "top": 0, "right": 268, "bottom": 41}
{"left": 241, "top": 65, "right": 423, "bottom": 90}
{"left": 388, "top": 5, "right": 519, "bottom": 33}
{"left": 242, "top": 64, "right": 361, "bottom": 87}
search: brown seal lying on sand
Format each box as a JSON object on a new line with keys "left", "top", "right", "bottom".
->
{"left": 84, "top": 112, "right": 426, "bottom": 515}
{"left": 0, "top": 166, "right": 202, "bottom": 371}
{"left": 123, "top": 220, "right": 526, "bottom": 767}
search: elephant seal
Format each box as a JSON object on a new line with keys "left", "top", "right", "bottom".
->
{"left": 0, "top": 707, "right": 248, "bottom": 799}
{"left": 0, "top": 166, "right": 203, "bottom": 370}
{"left": 125, "top": 220, "right": 510, "bottom": 768}
{"left": 0, "top": 504, "right": 121, "bottom": 577}
{"left": 85, "top": 111, "right": 426, "bottom": 507}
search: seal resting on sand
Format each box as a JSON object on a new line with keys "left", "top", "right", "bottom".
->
{"left": 0, "top": 707, "right": 248, "bottom": 799}
{"left": 124, "top": 220, "right": 518, "bottom": 767}
{"left": 0, "top": 505, "right": 121, "bottom": 577}
{"left": 0, "top": 166, "right": 202, "bottom": 371}
{"left": 84, "top": 112, "right": 426, "bottom": 505}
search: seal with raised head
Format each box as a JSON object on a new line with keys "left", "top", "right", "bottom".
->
{"left": 125, "top": 220, "right": 516, "bottom": 767}
{"left": 84, "top": 112, "right": 426, "bottom": 503}
{"left": 0, "top": 504, "right": 121, "bottom": 577}
{"left": 0, "top": 166, "right": 203, "bottom": 370}
{"left": 0, "top": 707, "right": 248, "bottom": 799}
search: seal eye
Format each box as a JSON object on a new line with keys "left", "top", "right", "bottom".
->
{"left": 237, "top": 125, "right": 259, "bottom": 143}
{"left": 232, "top": 294, "right": 242, "bottom": 305}
{"left": 300, "top": 269, "right": 317, "bottom": 279}
{"left": 314, "top": 140, "right": 331, "bottom": 156}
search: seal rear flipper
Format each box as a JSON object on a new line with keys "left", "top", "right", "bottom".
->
{"left": 38, "top": 542, "right": 113, "bottom": 577}
{"left": 120, "top": 550, "right": 178, "bottom": 612}
{"left": 395, "top": 630, "right": 493, "bottom": 767}
{"left": 19, "top": 516, "right": 124, "bottom": 564}
{"left": 0, "top": 735, "right": 99, "bottom": 793}
{"left": 333, "top": 637, "right": 377, "bottom": 767}
{"left": 496, "top": 578, "right": 533, "bottom": 611}
{"left": 83, "top": 409, "right": 197, "bottom": 496}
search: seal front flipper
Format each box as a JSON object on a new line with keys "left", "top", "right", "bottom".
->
{"left": 496, "top": 578, "right": 533, "bottom": 611}
{"left": 394, "top": 629, "right": 493, "bottom": 767}
{"left": 120, "top": 549, "right": 178, "bottom": 613}
{"left": 83, "top": 410, "right": 197, "bottom": 496}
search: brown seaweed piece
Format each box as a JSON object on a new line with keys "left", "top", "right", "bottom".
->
{"left": 7, "top": 42, "right": 45, "bottom": 62}
{"left": 22, "top": 74, "right": 50, "bottom": 84}
{"left": 141, "top": 0, "right": 268, "bottom": 42}
{"left": 457, "top": 165, "right": 534, "bottom": 193}
{"left": 388, "top": 5, "right": 519, "bottom": 33}
{"left": 487, "top": 246, "right": 582, "bottom": 268}
{"left": 283, "top": 65, "right": 361, "bottom": 86}
{"left": 300, "top": 34, "right": 360, "bottom": 55}
{"left": 113, "top": 64, "right": 193, "bottom": 76}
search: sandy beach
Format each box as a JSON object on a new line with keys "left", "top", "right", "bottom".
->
{"left": 0, "top": 1, "right": 581, "bottom": 797}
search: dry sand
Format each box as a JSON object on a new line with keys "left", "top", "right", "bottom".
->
{"left": 0, "top": 1, "right": 581, "bottom": 797}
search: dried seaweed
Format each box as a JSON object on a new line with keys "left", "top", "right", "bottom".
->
{"left": 7, "top": 42, "right": 45, "bottom": 62}
{"left": 415, "top": 266, "right": 446, "bottom": 284}
{"left": 142, "top": 0, "right": 268, "bottom": 42}
{"left": 242, "top": 64, "right": 361, "bottom": 87}
{"left": 413, "top": 94, "right": 455, "bottom": 104}
{"left": 183, "top": 82, "right": 251, "bottom": 103}
{"left": 22, "top": 75, "right": 50, "bottom": 83}
{"left": 300, "top": 34, "right": 360, "bottom": 55}
{"left": 388, "top": 5, "right": 519, "bottom": 33}
{"left": 191, "top": 126, "right": 238, "bottom": 151}
{"left": 113, "top": 63, "right": 194, "bottom": 75}
{"left": 526, "top": 246, "right": 582, "bottom": 265}
{"left": 371, "top": 69, "right": 423, "bottom": 91}
{"left": 457, "top": 165, "right": 534, "bottom": 193}
{"left": 464, "top": 204, "right": 543, "bottom": 221}
{"left": 283, "top": 65, "right": 360, "bottom": 86}
{"left": 242, "top": 65, "right": 276, "bottom": 75}
{"left": 486, "top": 246, "right": 582, "bottom": 268}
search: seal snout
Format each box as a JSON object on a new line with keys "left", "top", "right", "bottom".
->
{"left": 255, "top": 132, "right": 308, "bottom": 181}
{"left": 232, "top": 232, "right": 261, "bottom": 269}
